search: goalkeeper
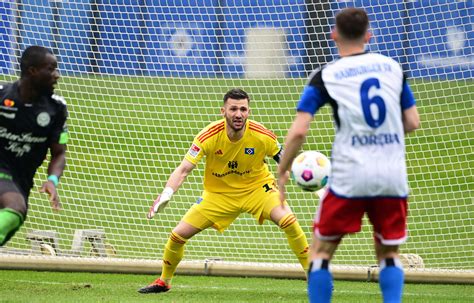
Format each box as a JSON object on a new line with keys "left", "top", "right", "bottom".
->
{"left": 139, "top": 88, "right": 309, "bottom": 294}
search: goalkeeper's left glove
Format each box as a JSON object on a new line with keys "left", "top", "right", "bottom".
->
{"left": 147, "top": 187, "right": 174, "bottom": 219}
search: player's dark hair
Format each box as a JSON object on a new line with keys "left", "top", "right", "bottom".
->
{"left": 20, "top": 45, "right": 53, "bottom": 77}
{"left": 223, "top": 88, "right": 250, "bottom": 104}
{"left": 335, "top": 8, "right": 369, "bottom": 40}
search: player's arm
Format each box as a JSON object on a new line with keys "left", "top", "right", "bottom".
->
{"left": 278, "top": 112, "right": 313, "bottom": 175}
{"left": 163, "top": 158, "right": 195, "bottom": 193}
{"left": 401, "top": 78, "right": 420, "bottom": 133}
{"left": 277, "top": 83, "right": 325, "bottom": 202}
{"left": 39, "top": 142, "right": 66, "bottom": 210}
{"left": 403, "top": 106, "right": 420, "bottom": 133}
{"left": 40, "top": 103, "right": 68, "bottom": 211}
{"left": 48, "top": 143, "right": 67, "bottom": 177}
{"left": 147, "top": 158, "right": 196, "bottom": 219}
{"left": 277, "top": 111, "right": 313, "bottom": 203}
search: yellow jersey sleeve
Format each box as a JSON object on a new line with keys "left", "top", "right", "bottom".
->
{"left": 184, "top": 140, "right": 205, "bottom": 165}
{"left": 184, "top": 120, "right": 225, "bottom": 165}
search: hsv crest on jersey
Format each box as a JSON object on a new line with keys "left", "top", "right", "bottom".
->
{"left": 244, "top": 147, "right": 254, "bottom": 155}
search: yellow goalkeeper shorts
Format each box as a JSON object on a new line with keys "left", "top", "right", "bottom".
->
{"left": 182, "top": 182, "right": 287, "bottom": 233}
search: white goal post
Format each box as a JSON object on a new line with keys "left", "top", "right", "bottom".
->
{"left": 0, "top": 0, "right": 472, "bottom": 284}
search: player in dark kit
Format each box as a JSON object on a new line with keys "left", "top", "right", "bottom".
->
{"left": 0, "top": 45, "right": 68, "bottom": 246}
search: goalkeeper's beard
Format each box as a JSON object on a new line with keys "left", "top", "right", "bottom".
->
{"left": 228, "top": 118, "right": 246, "bottom": 132}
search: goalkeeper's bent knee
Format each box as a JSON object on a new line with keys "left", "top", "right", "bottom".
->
{"left": 0, "top": 208, "right": 24, "bottom": 246}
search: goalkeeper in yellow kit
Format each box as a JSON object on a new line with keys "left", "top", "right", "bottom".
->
{"left": 138, "top": 88, "right": 309, "bottom": 294}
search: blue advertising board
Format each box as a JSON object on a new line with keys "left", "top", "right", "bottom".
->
{"left": 0, "top": 2, "right": 13, "bottom": 74}
{"left": 221, "top": 0, "right": 307, "bottom": 78}
{"left": 1, "top": 1, "right": 472, "bottom": 79}
{"left": 58, "top": 1, "right": 94, "bottom": 74}
{"left": 10, "top": 0, "right": 93, "bottom": 75}
{"left": 95, "top": 1, "right": 147, "bottom": 76}
{"left": 405, "top": 0, "right": 473, "bottom": 79}
{"left": 16, "top": 0, "right": 54, "bottom": 51}
{"left": 330, "top": 0, "right": 408, "bottom": 70}
{"left": 143, "top": 0, "right": 220, "bottom": 77}
{"left": 330, "top": 0, "right": 473, "bottom": 79}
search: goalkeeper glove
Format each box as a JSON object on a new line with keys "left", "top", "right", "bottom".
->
{"left": 147, "top": 187, "right": 174, "bottom": 219}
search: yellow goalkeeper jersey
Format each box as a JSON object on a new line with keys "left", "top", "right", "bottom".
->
{"left": 185, "top": 119, "right": 281, "bottom": 195}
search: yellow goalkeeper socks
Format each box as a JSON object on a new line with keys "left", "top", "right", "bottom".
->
{"left": 0, "top": 208, "right": 23, "bottom": 246}
{"left": 279, "top": 213, "right": 309, "bottom": 272}
{"left": 160, "top": 231, "right": 187, "bottom": 285}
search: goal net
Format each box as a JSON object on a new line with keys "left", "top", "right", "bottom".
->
{"left": 0, "top": 0, "right": 472, "bottom": 282}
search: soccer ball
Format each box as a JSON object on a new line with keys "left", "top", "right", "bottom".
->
{"left": 291, "top": 151, "right": 331, "bottom": 192}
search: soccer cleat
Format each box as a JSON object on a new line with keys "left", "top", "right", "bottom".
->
{"left": 137, "top": 278, "right": 171, "bottom": 294}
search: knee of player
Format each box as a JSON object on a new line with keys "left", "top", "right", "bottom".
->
{"left": 277, "top": 213, "right": 298, "bottom": 229}
{"left": 0, "top": 194, "right": 27, "bottom": 218}
{"left": 10, "top": 203, "right": 26, "bottom": 219}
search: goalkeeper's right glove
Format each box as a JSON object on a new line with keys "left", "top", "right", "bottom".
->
{"left": 147, "top": 187, "right": 174, "bottom": 219}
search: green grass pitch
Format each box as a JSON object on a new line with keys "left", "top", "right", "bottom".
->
{"left": 0, "top": 270, "right": 473, "bottom": 303}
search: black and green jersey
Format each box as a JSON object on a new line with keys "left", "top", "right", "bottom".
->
{"left": 0, "top": 81, "right": 68, "bottom": 196}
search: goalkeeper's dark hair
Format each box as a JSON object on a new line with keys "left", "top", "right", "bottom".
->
{"left": 336, "top": 8, "right": 369, "bottom": 41}
{"left": 20, "top": 45, "right": 53, "bottom": 78}
{"left": 223, "top": 88, "right": 250, "bottom": 104}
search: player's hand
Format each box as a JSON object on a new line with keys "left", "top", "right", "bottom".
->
{"left": 277, "top": 171, "right": 290, "bottom": 205}
{"left": 147, "top": 187, "right": 174, "bottom": 219}
{"left": 39, "top": 181, "right": 61, "bottom": 211}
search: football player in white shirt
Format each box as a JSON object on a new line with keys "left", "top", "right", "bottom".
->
{"left": 277, "top": 7, "right": 420, "bottom": 303}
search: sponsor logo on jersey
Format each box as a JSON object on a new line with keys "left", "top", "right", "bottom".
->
{"left": 37, "top": 112, "right": 51, "bottom": 127}
{"left": 0, "top": 112, "right": 15, "bottom": 119}
{"left": 187, "top": 143, "right": 201, "bottom": 158}
{"left": 215, "top": 149, "right": 223, "bottom": 155}
{"left": 3, "top": 99, "right": 14, "bottom": 107}
{"left": 0, "top": 127, "right": 47, "bottom": 143}
{"left": 212, "top": 169, "right": 250, "bottom": 178}
{"left": 5, "top": 142, "right": 31, "bottom": 157}
{"left": 228, "top": 161, "right": 238, "bottom": 169}
{"left": 244, "top": 147, "right": 254, "bottom": 155}
{"left": 0, "top": 126, "right": 46, "bottom": 156}
{"left": 352, "top": 133, "right": 401, "bottom": 146}
{"left": 0, "top": 98, "right": 17, "bottom": 113}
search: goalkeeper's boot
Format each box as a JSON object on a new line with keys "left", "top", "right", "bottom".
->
{"left": 138, "top": 278, "right": 171, "bottom": 294}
